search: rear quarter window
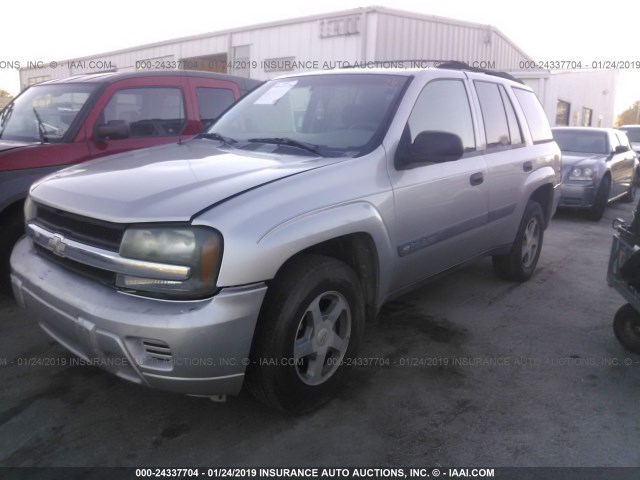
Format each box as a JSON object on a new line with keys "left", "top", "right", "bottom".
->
{"left": 512, "top": 88, "right": 553, "bottom": 144}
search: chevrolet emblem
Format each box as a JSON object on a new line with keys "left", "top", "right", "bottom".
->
{"left": 48, "top": 234, "right": 67, "bottom": 257}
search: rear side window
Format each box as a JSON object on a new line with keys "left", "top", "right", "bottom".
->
{"left": 499, "top": 86, "right": 523, "bottom": 145}
{"left": 513, "top": 88, "right": 553, "bottom": 143}
{"left": 196, "top": 87, "right": 236, "bottom": 127}
{"left": 474, "top": 81, "right": 510, "bottom": 148}
{"left": 101, "top": 87, "right": 185, "bottom": 138}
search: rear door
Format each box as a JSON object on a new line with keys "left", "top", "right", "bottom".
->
{"left": 470, "top": 78, "right": 533, "bottom": 248}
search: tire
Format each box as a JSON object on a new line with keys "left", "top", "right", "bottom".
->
{"left": 0, "top": 212, "right": 25, "bottom": 298}
{"left": 246, "top": 254, "right": 365, "bottom": 414}
{"left": 587, "top": 176, "right": 611, "bottom": 221}
{"left": 622, "top": 179, "right": 637, "bottom": 203}
{"left": 492, "top": 201, "right": 544, "bottom": 282}
{"left": 613, "top": 303, "right": 640, "bottom": 354}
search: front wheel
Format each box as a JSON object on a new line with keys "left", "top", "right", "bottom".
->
{"left": 492, "top": 201, "right": 544, "bottom": 282}
{"left": 587, "top": 176, "right": 611, "bottom": 221}
{"left": 613, "top": 303, "right": 640, "bottom": 354}
{"left": 246, "top": 254, "right": 365, "bottom": 413}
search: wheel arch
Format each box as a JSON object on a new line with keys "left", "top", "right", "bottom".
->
{"left": 529, "top": 183, "right": 554, "bottom": 229}
{"left": 216, "top": 200, "right": 394, "bottom": 315}
{"left": 273, "top": 232, "right": 380, "bottom": 321}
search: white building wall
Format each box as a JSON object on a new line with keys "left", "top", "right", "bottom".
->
{"left": 374, "top": 9, "right": 531, "bottom": 69}
{"left": 16, "top": 6, "right": 618, "bottom": 128}
{"left": 515, "top": 70, "right": 619, "bottom": 127}
{"left": 230, "top": 14, "right": 363, "bottom": 79}
{"left": 18, "top": 6, "right": 533, "bottom": 88}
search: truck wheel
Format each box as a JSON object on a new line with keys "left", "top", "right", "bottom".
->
{"left": 492, "top": 201, "right": 544, "bottom": 282}
{"left": 246, "top": 254, "right": 365, "bottom": 413}
{"left": 0, "top": 213, "right": 24, "bottom": 297}
{"left": 587, "top": 176, "right": 610, "bottom": 221}
{"left": 613, "top": 303, "right": 640, "bottom": 354}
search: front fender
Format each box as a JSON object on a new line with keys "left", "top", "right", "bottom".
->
{"left": 215, "top": 200, "right": 395, "bottom": 293}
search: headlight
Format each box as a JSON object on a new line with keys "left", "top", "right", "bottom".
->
{"left": 116, "top": 226, "right": 222, "bottom": 299}
{"left": 569, "top": 166, "right": 596, "bottom": 181}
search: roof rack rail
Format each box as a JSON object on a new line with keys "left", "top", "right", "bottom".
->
{"left": 435, "top": 60, "right": 524, "bottom": 84}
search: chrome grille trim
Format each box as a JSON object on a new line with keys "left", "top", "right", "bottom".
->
{"left": 27, "top": 223, "right": 191, "bottom": 281}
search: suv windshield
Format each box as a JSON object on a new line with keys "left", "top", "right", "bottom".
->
{"left": 208, "top": 74, "right": 409, "bottom": 157}
{"left": 552, "top": 129, "right": 609, "bottom": 154}
{"left": 0, "top": 83, "right": 97, "bottom": 143}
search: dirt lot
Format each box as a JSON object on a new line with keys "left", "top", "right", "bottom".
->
{"left": 1, "top": 202, "right": 639, "bottom": 468}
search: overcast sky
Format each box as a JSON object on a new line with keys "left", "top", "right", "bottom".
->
{"left": 2, "top": 0, "right": 640, "bottom": 114}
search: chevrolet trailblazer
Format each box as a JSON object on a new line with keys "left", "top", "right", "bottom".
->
{"left": 11, "top": 64, "right": 561, "bottom": 413}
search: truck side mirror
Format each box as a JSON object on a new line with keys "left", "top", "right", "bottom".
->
{"left": 398, "top": 130, "right": 464, "bottom": 168}
{"left": 615, "top": 145, "right": 629, "bottom": 154}
{"left": 95, "top": 120, "right": 130, "bottom": 141}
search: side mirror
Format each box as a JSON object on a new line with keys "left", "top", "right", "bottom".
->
{"left": 398, "top": 131, "right": 464, "bottom": 167}
{"left": 95, "top": 120, "right": 129, "bottom": 141}
{"left": 615, "top": 145, "right": 629, "bottom": 154}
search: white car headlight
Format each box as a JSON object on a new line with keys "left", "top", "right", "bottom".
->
{"left": 116, "top": 226, "right": 222, "bottom": 299}
{"left": 569, "top": 166, "right": 596, "bottom": 181}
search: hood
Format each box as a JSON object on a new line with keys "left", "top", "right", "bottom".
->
{"left": 561, "top": 153, "right": 606, "bottom": 168}
{"left": 30, "top": 139, "right": 341, "bottom": 223}
{"left": 631, "top": 142, "right": 640, "bottom": 154}
{"left": 0, "top": 139, "right": 38, "bottom": 153}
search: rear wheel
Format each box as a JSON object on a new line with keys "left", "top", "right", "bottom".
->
{"left": 493, "top": 201, "right": 544, "bottom": 282}
{"left": 246, "top": 254, "right": 365, "bottom": 413}
{"left": 613, "top": 303, "right": 640, "bottom": 354}
{"left": 587, "top": 176, "right": 611, "bottom": 221}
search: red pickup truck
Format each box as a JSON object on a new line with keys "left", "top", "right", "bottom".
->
{"left": 0, "top": 70, "right": 261, "bottom": 294}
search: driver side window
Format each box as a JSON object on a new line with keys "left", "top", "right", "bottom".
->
{"left": 100, "top": 87, "right": 186, "bottom": 138}
{"left": 406, "top": 79, "right": 476, "bottom": 154}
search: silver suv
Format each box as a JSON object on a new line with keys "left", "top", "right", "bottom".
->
{"left": 11, "top": 65, "right": 561, "bottom": 413}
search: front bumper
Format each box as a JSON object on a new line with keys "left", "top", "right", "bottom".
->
{"left": 558, "top": 182, "right": 597, "bottom": 209}
{"left": 11, "top": 237, "right": 267, "bottom": 396}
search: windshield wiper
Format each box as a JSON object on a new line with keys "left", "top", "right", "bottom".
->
{"left": 32, "top": 107, "right": 48, "bottom": 143}
{"left": 247, "top": 137, "right": 323, "bottom": 156}
{"left": 198, "top": 132, "right": 238, "bottom": 146}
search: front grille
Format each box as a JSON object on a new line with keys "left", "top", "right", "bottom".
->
{"left": 34, "top": 203, "right": 126, "bottom": 250}
{"left": 30, "top": 201, "right": 127, "bottom": 286}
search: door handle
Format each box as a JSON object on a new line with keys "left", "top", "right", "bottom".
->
{"left": 523, "top": 161, "right": 533, "bottom": 172}
{"left": 470, "top": 172, "right": 484, "bottom": 186}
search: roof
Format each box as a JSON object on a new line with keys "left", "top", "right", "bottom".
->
{"left": 36, "top": 70, "right": 261, "bottom": 88}
{"left": 276, "top": 64, "right": 529, "bottom": 88}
